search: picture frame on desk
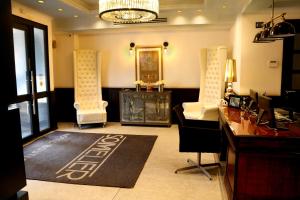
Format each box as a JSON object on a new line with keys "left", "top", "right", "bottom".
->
{"left": 228, "top": 95, "right": 241, "bottom": 108}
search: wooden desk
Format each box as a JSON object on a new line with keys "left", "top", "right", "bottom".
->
{"left": 219, "top": 107, "right": 300, "bottom": 200}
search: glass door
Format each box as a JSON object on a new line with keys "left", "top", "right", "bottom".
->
{"left": 13, "top": 25, "right": 34, "bottom": 139}
{"left": 33, "top": 27, "right": 50, "bottom": 132}
{"left": 12, "top": 17, "right": 51, "bottom": 140}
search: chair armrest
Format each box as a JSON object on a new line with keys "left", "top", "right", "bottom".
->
{"left": 74, "top": 102, "right": 80, "bottom": 110}
{"left": 98, "top": 100, "right": 108, "bottom": 109}
{"left": 201, "top": 105, "right": 219, "bottom": 121}
{"left": 182, "top": 102, "right": 203, "bottom": 120}
{"left": 182, "top": 102, "right": 202, "bottom": 112}
{"left": 183, "top": 103, "right": 219, "bottom": 121}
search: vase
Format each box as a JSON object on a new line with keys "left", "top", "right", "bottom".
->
{"left": 146, "top": 84, "right": 152, "bottom": 92}
{"left": 136, "top": 84, "right": 141, "bottom": 92}
{"left": 158, "top": 84, "right": 164, "bottom": 92}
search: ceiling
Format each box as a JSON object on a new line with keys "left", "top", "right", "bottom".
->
{"left": 13, "top": 0, "right": 300, "bottom": 32}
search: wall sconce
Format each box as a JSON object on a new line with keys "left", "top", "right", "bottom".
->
{"left": 129, "top": 42, "right": 135, "bottom": 55}
{"left": 163, "top": 41, "right": 169, "bottom": 53}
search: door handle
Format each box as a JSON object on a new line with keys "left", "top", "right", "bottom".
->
{"left": 31, "top": 71, "right": 36, "bottom": 115}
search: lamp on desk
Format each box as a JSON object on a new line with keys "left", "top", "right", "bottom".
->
{"left": 225, "top": 59, "right": 236, "bottom": 98}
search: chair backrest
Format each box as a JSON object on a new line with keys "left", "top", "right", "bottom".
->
{"left": 173, "top": 104, "right": 185, "bottom": 127}
{"left": 74, "top": 49, "right": 102, "bottom": 110}
{"left": 199, "top": 47, "right": 227, "bottom": 106}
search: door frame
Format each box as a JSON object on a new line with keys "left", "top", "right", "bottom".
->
{"left": 13, "top": 15, "right": 53, "bottom": 143}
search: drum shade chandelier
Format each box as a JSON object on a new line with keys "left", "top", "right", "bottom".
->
{"left": 253, "top": 0, "right": 295, "bottom": 43}
{"left": 99, "top": 0, "right": 159, "bottom": 24}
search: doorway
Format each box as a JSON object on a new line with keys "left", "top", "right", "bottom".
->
{"left": 12, "top": 16, "right": 51, "bottom": 140}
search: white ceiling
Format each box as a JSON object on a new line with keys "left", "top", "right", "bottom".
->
{"left": 13, "top": 0, "right": 300, "bottom": 32}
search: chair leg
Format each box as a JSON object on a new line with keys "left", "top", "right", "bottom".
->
{"left": 175, "top": 153, "right": 220, "bottom": 181}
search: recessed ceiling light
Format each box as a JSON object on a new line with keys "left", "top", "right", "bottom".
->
{"left": 58, "top": 8, "right": 63, "bottom": 12}
{"left": 74, "top": 15, "right": 79, "bottom": 18}
{"left": 177, "top": 10, "right": 182, "bottom": 13}
{"left": 196, "top": 9, "right": 202, "bottom": 12}
{"left": 37, "top": 0, "right": 44, "bottom": 3}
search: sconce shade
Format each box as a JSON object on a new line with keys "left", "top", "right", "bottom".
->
{"left": 163, "top": 42, "right": 169, "bottom": 47}
{"left": 225, "top": 59, "right": 236, "bottom": 83}
{"left": 269, "top": 21, "right": 296, "bottom": 38}
{"left": 129, "top": 42, "right": 135, "bottom": 54}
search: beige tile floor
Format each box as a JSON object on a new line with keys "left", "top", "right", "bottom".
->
{"left": 24, "top": 122, "right": 226, "bottom": 200}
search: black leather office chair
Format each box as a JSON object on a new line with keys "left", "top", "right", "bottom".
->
{"left": 173, "top": 104, "right": 222, "bottom": 180}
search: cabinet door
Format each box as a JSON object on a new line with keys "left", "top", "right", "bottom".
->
{"left": 120, "top": 92, "right": 144, "bottom": 123}
{"left": 145, "top": 92, "right": 170, "bottom": 124}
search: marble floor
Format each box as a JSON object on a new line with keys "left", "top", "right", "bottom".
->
{"left": 24, "top": 122, "right": 226, "bottom": 200}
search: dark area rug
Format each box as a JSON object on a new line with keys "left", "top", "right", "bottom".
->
{"left": 24, "top": 131, "right": 157, "bottom": 188}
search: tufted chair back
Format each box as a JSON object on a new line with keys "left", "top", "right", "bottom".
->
{"left": 182, "top": 46, "right": 227, "bottom": 121}
{"left": 74, "top": 50, "right": 102, "bottom": 110}
{"left": 199, "top": 47, "right": 227, "bottom": 106}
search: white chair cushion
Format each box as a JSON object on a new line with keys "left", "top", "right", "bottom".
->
{"left": 77, "top": 109, "right": 107, "bottom": 124}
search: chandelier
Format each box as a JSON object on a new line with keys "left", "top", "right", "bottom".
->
{"left": 99, "top": 0, "right": 159, "bottom": 24}
{"left": 253, "top": 0, "right": 295, "bottom": 43}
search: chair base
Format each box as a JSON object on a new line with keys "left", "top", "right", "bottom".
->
{"left": 175, "top": 153, "right": 220, "bottom": 180}
{"left": 77, "top": 122, "right": 106, "bottom": 129}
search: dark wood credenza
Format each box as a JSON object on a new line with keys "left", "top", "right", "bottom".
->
{"left": 119, "top": 90, "right": 171, "bottom": 126}
{"left": 219, "top": 107, "right": 300, "bottom": 200}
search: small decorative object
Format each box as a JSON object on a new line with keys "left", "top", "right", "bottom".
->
{"left": 146, "top": 83, "right": 153, "bottom": 92}
{"left": 134, "top": 80, "right": 144, "bottom": 92}
{"left": 136, "top": 84, "right": 141, "bottom": 91}
{"left": 228, "top": 95, "right": 241, "bottom": 108}
{"left": 249, "top": 112, "right": 258, "bottom": 124}
{"left": 155, "top": 80, "right": 165, "bottom": 92}
{"left": 158, "top": 84, "right": 164, "bottom": 92}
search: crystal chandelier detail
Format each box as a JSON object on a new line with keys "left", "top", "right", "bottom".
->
{"left": 99, "top": 0, "right": 159, "bottom": 24}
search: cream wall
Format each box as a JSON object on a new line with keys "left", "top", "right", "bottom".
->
{"left": 53, "top": 33, "right": 77, "bottom": 88}
{"left": 54, "top": 28, "right": 230, "bottom": 88}
{"left": 230, "top": 14, "right": 283, "bottom": 96}
{"left": 11, "top": 1, "right": 54, "bottom": 91}
{"left": 10, "top": 2, "right": 300, "bottom": 93}
{"left": 230, "top": 11, "right": 300, "bottom": 96}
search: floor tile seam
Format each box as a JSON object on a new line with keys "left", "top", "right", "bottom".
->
{"left": 112, "top": 188, "right": 121, "bottom": 200}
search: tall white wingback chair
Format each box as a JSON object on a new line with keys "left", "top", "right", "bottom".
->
{"left": 183, "top": 46, "right": 227, "bottom": 121}
{"left": 73, "top": 49, "right": 108, "bottom": 127}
